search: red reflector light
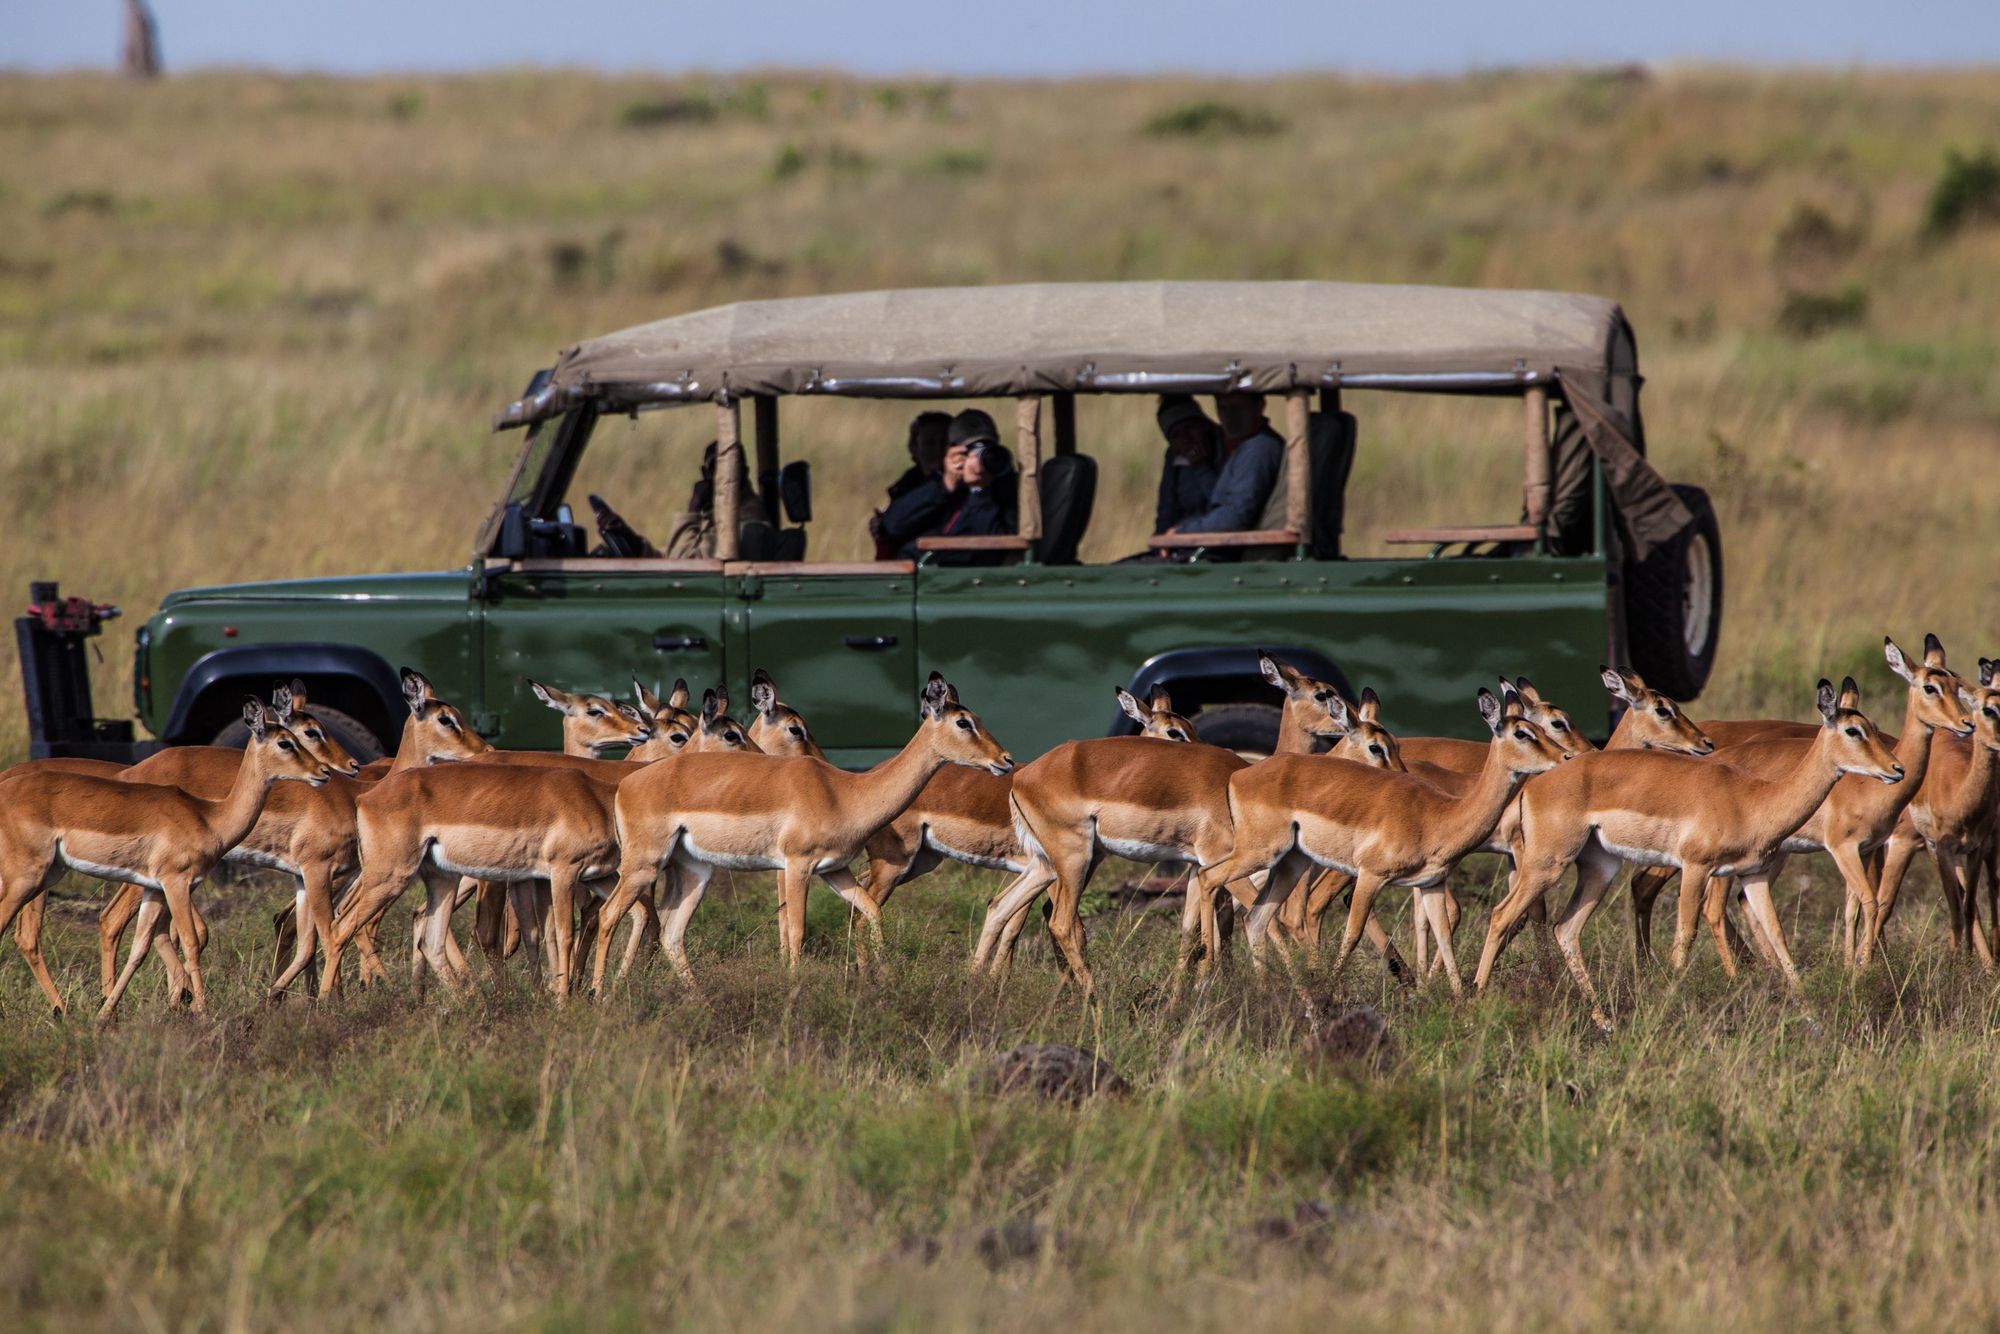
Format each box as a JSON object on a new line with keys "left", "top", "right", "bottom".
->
{"left": 223, "top": 626, "right": 238, "bottom": 638}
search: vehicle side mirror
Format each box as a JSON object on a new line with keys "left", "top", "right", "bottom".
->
{"left": 780, "top": 461, "right": 812, "bottom": 524}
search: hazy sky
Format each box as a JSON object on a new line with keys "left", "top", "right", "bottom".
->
{"left": 16, "top": 1, "right": 2000, "bottom": 76}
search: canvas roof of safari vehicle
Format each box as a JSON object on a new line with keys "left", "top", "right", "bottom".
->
{"left": 495, "top": 280, "right": 1631, "bottom": 424}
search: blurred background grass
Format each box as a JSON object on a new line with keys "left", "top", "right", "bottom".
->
{"left": 2, "top": 68, "right": 1998, "bottom": 761}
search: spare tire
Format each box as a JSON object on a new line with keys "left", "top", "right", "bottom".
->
{"left": 1623, "top": 483, "right": 1723, "bottom": 700}
{"left": 212, "top": 703, "right": 387, "bottom": 764}
{"left": 1192, "top": 703, "right": 1282, "bottom": 758}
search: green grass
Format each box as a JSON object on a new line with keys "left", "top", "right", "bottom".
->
{"left": 2, "top": 857, "right": 1998, "bottom": 1329}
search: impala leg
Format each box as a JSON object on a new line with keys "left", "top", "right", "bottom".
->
{"left": 1418, "top": 886, "right": 1466, "bottom": 998}
{"left": 322, "top": 855, "right": 422, "bottom": 996}
{"left": 123, "top": 889, "right": 194, "bottom": 1004}
{"left": 1551, "top": 845, "right": 1620, "bottom": 1029}
{"left": 822, "top": 867, "right": 885, "bottom": 971}
{"left": 1300, "top": 868, "right": 1349, "bottom": 955}
{"left": 1852, "top": 845, "right": 1888, "bottom": 969}
{"left": 1872, "top": 833, "right": 1923, "bottom": 956}
{"left": 473, "top": 880, "right": 509, "bottom": 977}
{"left": 1667, "top": 860, "right": 1721, "bottom": 975}
{"left": 1246, "top": 850, "right": 1314, "bottom": 973}
{"left": 1700, "top": 875, "right": 1742, "bottom": 979}
{"left": 1473, "top": 848, "right": 1568, "bottom": 995}
{"left": 973, "top": 860, "right": 1052, "bottom": 973}
{"left": 658, "top": 856, "right": 712, "bottom": 987}
{"left": 1736, "top": 872, "right": 1802, "bottom": 991}
{"left": 541, "top": 866, "right": 585, "bottom": 1002}
{"left": 0, "top": 877, "right": 59, "bottom": 1004}
{"left": 157, "top": 876, "right": 207, "bottom": 1016}
{"left": 96, "top": 884, "right": 145, "bottom": 997}
{"left": 505, "top": 880, "right": 546, "bottom": 992}
{"left": 12, "top": 895, "right": 66, "bottom": 1017}
{"left": 589, "top": 860, "right": 656, "bottom": 998}
{"left": 1628, "top": 866, "right": 1672, "bottom": 968}
{"left": 1329, "top": 867, "right": 1392, "bottom": 981}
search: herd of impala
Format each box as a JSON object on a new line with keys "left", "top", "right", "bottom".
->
{"left": 0, "top": 635, "right": 1995, "bottom": 1030}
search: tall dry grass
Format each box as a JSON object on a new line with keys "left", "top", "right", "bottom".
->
{"left": 2, "top": 69, "right": 1998, "bottom": 758}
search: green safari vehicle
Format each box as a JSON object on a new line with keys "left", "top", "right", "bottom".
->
{"left": 24, "top": 281, "right": 1722, "bottom": 766}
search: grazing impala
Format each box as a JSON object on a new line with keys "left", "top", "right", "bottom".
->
{"left": 593, "top": 674, "right": 1013, "bottom": 993}
{"left": 1474, "top": 679, "right": 1903, "bottom": 1029}
{"left": 1191, "top": 689, "right": 1569, "bottom": 995}
{"left": 1627, "top": 637, "right": 1970, "bottom": 976}
{"left": 1870, "top": 659, "right": 2000, "bottom": 965}
{"left": 0, "top": 700, "right": 330, "bottom": 1018}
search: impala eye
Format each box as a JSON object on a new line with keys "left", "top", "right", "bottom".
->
{"left": 1369, "top": 743, "right": 1386, "bottom": 757}
{"left": 1550, "top": 719, "right": 1569, "bottom": 732}
{"left": 1844, "top": 726, "right": 1862, "bottom": 739}
{"left": 1513, "top": 728, "right": 1532, "bottom": 742}
{"left": 955, "top": 718, "right": 973, "bottom": 731}
{"left": 278, "top": 739, "right": 295, "bottom": 752}
{"left": 789, "top": 726, "right": 804, "bottom": 739}
{"left": 588, "top": 707, "right": 604, "bottom": 716}
{"left": 440, "top": 716, "right": 457, "bottom": 730}
{"left": 1169, "top": 729, "right": 1188, "bottom": 741}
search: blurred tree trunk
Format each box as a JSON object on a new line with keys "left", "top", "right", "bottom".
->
{"left": 121, "top": 0, "right": 163, "bottom": 80}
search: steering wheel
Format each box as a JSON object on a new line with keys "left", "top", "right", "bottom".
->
{"left": 587, "top": 493, "right": 657, "bottom": 558}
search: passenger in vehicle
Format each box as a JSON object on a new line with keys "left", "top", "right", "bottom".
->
{"left": 879, "top": 407, "right": 994, "bottom": 558}
{"left": 1152, "top": 395, "right": 1221, "bottom": 535}
{"left": 1163, "top": 392, "right": 1284, "bottom": 536}
{"left": 870, "top": 410, "right": 953, "bottom": 558}
{"left": 925, "top": 437, "right": 1017, "bottom": 566}
{"left": 664, "top": 440, "right": 775, "bottom": 559}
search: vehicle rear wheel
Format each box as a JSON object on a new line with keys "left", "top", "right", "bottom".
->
{"left": 212, "top": 703, "right": 387, "bottom": 764}
{"left": 1191, "top": 703, "right": 1281, "bottom": 759}
{"left": 1623, "top": 483, "right": 1724, "bottom": 700}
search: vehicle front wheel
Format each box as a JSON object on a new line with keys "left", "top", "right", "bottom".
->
{"left": 212, "top": 703, "right": 387, "bottom": 764}
{"left": 1191, "top": 703, "right": 1281, "bottom": 759}
{"left": 1623, "top": 482, "right": 1724, "bottom": 700}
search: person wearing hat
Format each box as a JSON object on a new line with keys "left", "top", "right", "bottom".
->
{"left": 1152, "top": 394, "right": 1222, "bottom": 536}
{"left": 879, "top": 407, "right": 1014, "bottom": 560}
{"left": 1164, "top": 392, "right": 1284, "bottom": 537}
{"left": 927, "top": 426, "right": 1017, "bottom": 566}
{"left": 869, "top": 410, "right": 954, "bottom": 558}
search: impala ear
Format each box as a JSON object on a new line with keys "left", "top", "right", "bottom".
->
{"left": 1320, "top": 693, "right": 1353, "bottom": 735}
{"left": 617, "top": 702, "right": 646, "bottom": 728}
{"left": 1599, "top": 665, "right": 1633, "bottom": 703}
{"left": 632, "top": 678, "right": 663, "bottom": 721}
{"left": 1958, "top": 685, "right": 1979, "bottom": 709}
{"left": 1115, "top": 687, "right": 1148, "bottom": 725}
{"left": 528, "top": 679, "right": 571, "bottom": 714}
{"left": 400, "top": 667, "right": 433, "bottom": 718}
{"left": 1512, "top": 676, "right": 1543, "bottom": 705}
{"left": 667, "top": 678, "right": 690, "bottom": 712}
{"left": 701, "top": 688, "right": 720, "bottom": 722}
{"left": 289, "top": 678, "right": 310, "bottom": 707}
{"left": 1815, "top": 679, "right": 1840, "bottom": 725}
{"left": 1498, "top": 681, "right": 1524, "bottom": 719}
{"left": 1981, "top": 658, "right": 1997, "bottom": 687}
{"left": 1147, "top": 684, "right": 1174, "bottom": 712}
{"left": 1883, "top": 638, "right": 1914, "bottom": 685}
{"left": 243, "top": 696, "right": 269, "bottom": 739}
{"left": 712, "top": 684, "right": 730, "bottom": 716}
{"left": 1476, "top": 688, "right": 1504, "bottom": 736}
{"left": 750, "top": 668, "right": 778, "bottom": 718}
{"left": 1922, "top": 632, "right": 1947, "bottom": 668}
{"left": 921, "top": 671, "right": 952, "bottom": 719}
{"left": 270, "top": 682, "right": 295, "bottom": 725}
{"left": 1258, "top": 651, "right": 1301, "bottom": 696}
{"left": 1838, "top": 677, "right": 1862, "bottom": 710}
{"left": 1357, "top": 686, "right": 1382, "bottom": 723}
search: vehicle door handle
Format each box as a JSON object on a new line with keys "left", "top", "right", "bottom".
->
{"left": 652, "top": 633, "right": 707, "bottom": 651}
{"left": 843, "top": 634, "right": 898, "bottom": 650}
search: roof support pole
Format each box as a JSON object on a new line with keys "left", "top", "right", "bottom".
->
{"left": 1052, "top": 392, "right": 1076, "bottom": 456}
{"left": 1283, "top": 388, "right": 1311, "bottom": 548}
{"left": 1522, "top": 384, "right": 1551, "bottom": 538}
{"left": 752, "top": 395, "right": 779, "bottom": 521}
{"left": 1015, "top": 395, "right": 1043, "bottom": 547}
{"left": 714, "top": 395, "right": 742, "bottom": 562}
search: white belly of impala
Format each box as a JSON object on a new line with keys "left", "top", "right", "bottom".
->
{"left": 55, "top": 845, "right": 163, "bottom": 892}
{"left": 1594, "top": 833, "right": 1681, "bottom": 870}
{"left": 678, "top": 835, "right": 781, "bottom": 873}
{"left": 925, "top": 830, "right": 1022, "bottom": 872}
{"left": 424, "top": 846, "right": 538, "bottom": 883}
{"left": 1098, "top": 835, "right": 1186, "bottom": 863}
{"left": 227, "top": 847, "right": 303, "bottom": 877}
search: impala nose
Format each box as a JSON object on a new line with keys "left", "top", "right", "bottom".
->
{"left": 1697, "top": 739, "right": 1716, "bottom": 754}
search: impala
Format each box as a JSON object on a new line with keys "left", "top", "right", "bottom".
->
{"left": 1870, "top": 658, "right": 2000, "bottom": 965}
{"left": 1474, "top": 679, "right": 1903, "bottom": 1029}
{"left": 0, "top": 700, "right": 329, "bottom": 1018}
{"left": 593, "top": 673, "right": 1012, "bottom": 992}
{"left": 1191, "top": 689, "right": 1569, "bottom": 995}
{"left": 1626, "top": 637, "right": 1969, "bottom": 976}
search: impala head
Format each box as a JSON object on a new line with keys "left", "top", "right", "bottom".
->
{"left": 1328, "top": 686, "right": 1404, "bottom": 770}
{"left": 1258, "top": 650, "right": 1349, "bottom": 746}
{"left": 921, "top": 672, "right": 1012, "bottom": 775}
{"left": 269, "top": 678, "right": 363, "bottom": 775}
{"left": 1955, "top": 660, "right": 2000, "bottom": 754}
{"left": 1115, "top": 684, "right": 1200, "bottom": 743}
{"left": 1478, "top": 688, "right": 1569, "bottom": 777}
{"left": 398, "top": 666, "right": 492, "bottom": 763}
{"left": 242, "top": 697, "right": 333, "bottom": 788}
{"left": 528, "top": 678, "right": 654, "bottom": 755}
{"left": 1600, "top": 666, "right": 1714, "bottom": 754}
{"left": 749, "top": 667, "right": 827, "bottom": 759}
{"left": 694, "top": 688, "right": 759, "bottom": 754}
{"left": 1815, "top": 677, "right": 1905, "bottom": 784}
{"left": 1506, "top": 676, "right": 1594, "bottom": 756}
{"left": 1884, "top": 635, "right": 1973, "bottom": 737}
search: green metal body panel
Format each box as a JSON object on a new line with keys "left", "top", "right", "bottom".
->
{"left": 137, "top": 552, "right": 1610, "bottom": 763}
{"left": 914, "top": 556, "right": 1610, "bottom": 759}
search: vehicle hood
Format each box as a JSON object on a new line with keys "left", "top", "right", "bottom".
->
{"left": 159, "top": 569, "right": 468, "bottom": 608}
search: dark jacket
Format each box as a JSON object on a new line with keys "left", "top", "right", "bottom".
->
{"left": 880, "top": 476, "right": 962, "bottom": 554}
{"left": 925, "top": 474, "right": 1018, "bottom": 567}
{"left": 1154, "top": 451, "right": 1220, "bottom": 535}
{"left": 1176, "top": 428, "right": 1283, "bottom": 534}
{"left": 884, "top": 464, "right": 932, "bottom": 503}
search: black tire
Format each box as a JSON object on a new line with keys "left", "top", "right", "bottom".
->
{"left": 212, "top": 703, "right": 387, "bottom": 764}
{"left": 1192, "top": 703, "right": 1282, "bottom": 758}
{"left": 1623, "top": 483, "right": 1724, "bottom": 700}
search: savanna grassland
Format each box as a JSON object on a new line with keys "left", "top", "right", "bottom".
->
{"left": 2, "top": 67, "right": 2000, "bottom": 1331}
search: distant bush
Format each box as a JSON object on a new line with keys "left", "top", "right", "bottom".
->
{"left": 1923, "top": 147, "right": 2000, "bottom": 237}
{"left": 1144, "top": 100, "right": 1283, "bottom": 139}
{"left": 620, "top": 95, "right": 717, "bottom": 128}
{"left": 1772, "top": 201, "right": 1861, "bottom": 268}
{"left": 770, "top": 143, "right": 808, "bottom": 180}
{"left": 917, "top": 147, "right": 990, "bottom": 177}
{"left": 387, "top": 91, "right": 424, "bottom": 122}
{"left": 1776, "top": 285, "right": 1868, "bottom": 338}
{"left": 43, "top": 188, "right": 117, "bottom": 217}
{"left": 769, "top": 141, "right": 870, "bottom": 182}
